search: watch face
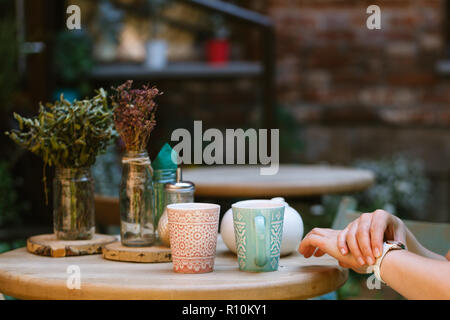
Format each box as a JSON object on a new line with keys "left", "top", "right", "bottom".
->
{"left": 386, "top": 240, "right": 406, "bottom": 249}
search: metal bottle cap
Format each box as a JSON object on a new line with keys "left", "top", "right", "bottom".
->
{"left": 164, "top": 168, "right": 195, "bottom": 192}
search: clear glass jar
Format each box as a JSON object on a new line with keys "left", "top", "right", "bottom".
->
{"left": 53, "top": 167, "right": 95, "bottom": 240}
{"left": 157, "top": 179, "right": 195, "bottom": 247}
{"left": 119, "top": 151, "right": 155, "bottom": 247}
{"left": 165, "top": 184, "right": 195, "bottom": 205}
{"left": 153, "top": 168, "right": 176, "bottom": 231}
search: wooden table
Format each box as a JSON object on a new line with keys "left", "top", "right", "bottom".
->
{"left": 94, "top": 165, "right": 374, "bottom": 226}
{"left": 183, "top": 165, "right": 375, "bottom": 198}
{"left": 0, "top": 237, "right": 347, "bottom": 300}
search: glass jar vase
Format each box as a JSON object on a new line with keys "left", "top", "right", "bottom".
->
{"left": 153, "top": 168, "right": 176, "bottom": 232}
{"left": 53, "top": 167, "right": 95, "bottom": 240}
{"left": 119, "top": 150, "right": 155, "bottom": 246}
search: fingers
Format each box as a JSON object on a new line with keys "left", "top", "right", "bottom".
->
{"left": 299, "top": 233, "right": 324, "bottom": 258}
{"left": 300, "top": 228, "right": 365, "bottom": 270}
{"left": 301, "top": 243, "right": 316, "bottom": 258}
{"left": 300, "top": 209, "right": 401, "bottom": 269}
{"left": 370, "top": 210, "right": 390, "bottom": 258}
{"left": 356, "top": 213, "right": 375, "bottom": 265}
{"left": 298, "top": 229, "right": 319, "bottom": 256}
{"left": 314, "top": 248, "right": 326, "bottom": 257}
{"left": 339, "top": 261, "right": 351, "bottom": 268}
{"left": 338, "top": 228, "right": 349, "bottom": 255}
{"left": 346, "top": 221, "right": 366, "bottom": 266}
{"left": 299, "top": 228, "right": 332, "bottom": 258}
{"left": 392, "top": 216, "right": 407, "bottom": 244}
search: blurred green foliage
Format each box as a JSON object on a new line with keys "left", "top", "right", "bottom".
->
{"left": 353, "top": 154, "right": 429, "bottom": 218}
{"left": 318, "top": 154, "right": 430, "bottom": 226}
{"left": 276, "top": 105, "right": 304, "bottom": 162}
{"left": 337, "top": 271, "right": 363, "bottom": 299}
{"left": 0, "top": 240, "right": 26, "bottom": 254}
{"left": 53, "top": 30, "right": 93, "bottom": 96}
{"left": 0, "top": 161, "right": 23, "bottom": 227}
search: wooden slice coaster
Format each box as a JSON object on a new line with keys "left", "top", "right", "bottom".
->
{"left": 27, "top": 234, "right": 117, "bottom": 258}
{"left": 102, "top": 241, "right": 172, "bottom": 263}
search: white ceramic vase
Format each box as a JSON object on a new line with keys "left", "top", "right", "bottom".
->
{"left": 220, "top": 197, "right": 304, "bottom": 256}
{"left": 145, "top": 40, "right": 168, "bottom": 69}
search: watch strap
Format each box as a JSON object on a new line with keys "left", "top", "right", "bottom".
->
{"left": 373, "top": 241, "right": 405, "bottom": 284}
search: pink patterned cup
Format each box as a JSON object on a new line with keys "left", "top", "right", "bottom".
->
{"left": 167, "top": 203, "right": 221, "bottom": 273}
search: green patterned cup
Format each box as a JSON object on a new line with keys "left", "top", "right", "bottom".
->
{"left": 232, "top": 200, "right": 285, "bottom": 272}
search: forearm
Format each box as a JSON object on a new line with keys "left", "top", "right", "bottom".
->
{"left": 405, "top": 228, "right": 446, "bottom": 261}
{"left": 380, "top": 249, "right": 450, "bottom": 299}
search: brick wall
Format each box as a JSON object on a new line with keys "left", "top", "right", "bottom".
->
{"left": 268, "top": 0, "right": 449, "bottom": 123}
{"left": 264, "top": 0, "right": 450, "bottom": 220}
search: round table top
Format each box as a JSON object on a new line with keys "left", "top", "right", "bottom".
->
{"left": 0, "top": 237, "right": 348, "bottom": 300}
{"left": 183, "top": 165, "right": 374, "bottom": 198}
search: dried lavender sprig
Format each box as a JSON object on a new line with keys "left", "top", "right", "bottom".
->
{"left": 111, "top": 80, "right": 162, "bottom": 152}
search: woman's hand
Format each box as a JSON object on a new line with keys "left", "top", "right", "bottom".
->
{"left": 337, "top": 209, "right": 407, "bottom": 266}
{"left": 298, "top": 228, "right": 368, "bottom": 272}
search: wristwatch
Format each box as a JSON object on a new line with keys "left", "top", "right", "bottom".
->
{"left": 372, "top": 240, "right": 406, "bottom": 284}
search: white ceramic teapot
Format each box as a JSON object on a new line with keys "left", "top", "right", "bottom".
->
{"left": 220, "top": 197, "right": 304, "bottom": 256}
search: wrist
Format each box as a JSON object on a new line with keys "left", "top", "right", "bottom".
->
{"left": 373, "top": 240, "right": 406, "bottom": 284}
{"left": 392, "top": 215, "right": 403, "bottom": 228}
{"left": 379, "top": 248, "right": 407, "bottom": 283}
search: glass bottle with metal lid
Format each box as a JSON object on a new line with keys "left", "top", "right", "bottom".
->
{"left": 157, "top": 168, "right": 195, "bottom": 246}
{"left": 164, "top": 169, "right": 195, "bottom": 205}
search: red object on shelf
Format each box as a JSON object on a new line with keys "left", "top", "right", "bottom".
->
{"left": 206, "top": 39, "right": 230, "bottom": 65}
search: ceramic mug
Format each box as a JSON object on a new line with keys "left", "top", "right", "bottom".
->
{"left": 232, "top": 200, "right": 285, "bottom": 272}
{"left": 167, "top": 203, "right": 220, "bottom": 273}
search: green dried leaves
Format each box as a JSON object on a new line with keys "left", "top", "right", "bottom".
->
{"left": 5, "top": 88, "right": 117, "bottom": 168}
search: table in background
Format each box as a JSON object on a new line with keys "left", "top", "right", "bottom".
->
{"left": 94, "top": 165, "right": 374, "bottom": 226}
{"left": 0, "top": 237, "right": 347, "bottom": 300}
{"left": 183, "top": 165, "right": 375, "bottom": 198}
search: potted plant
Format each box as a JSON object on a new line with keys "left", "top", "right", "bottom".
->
{"left": 206, "top": 14, "right": 230, "bottom": 65}
{"left": 111, "top": 80, "right": 161, "bottom": 246}
{"left": 5, "top": 89, "right": 116, "bottom": 240}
